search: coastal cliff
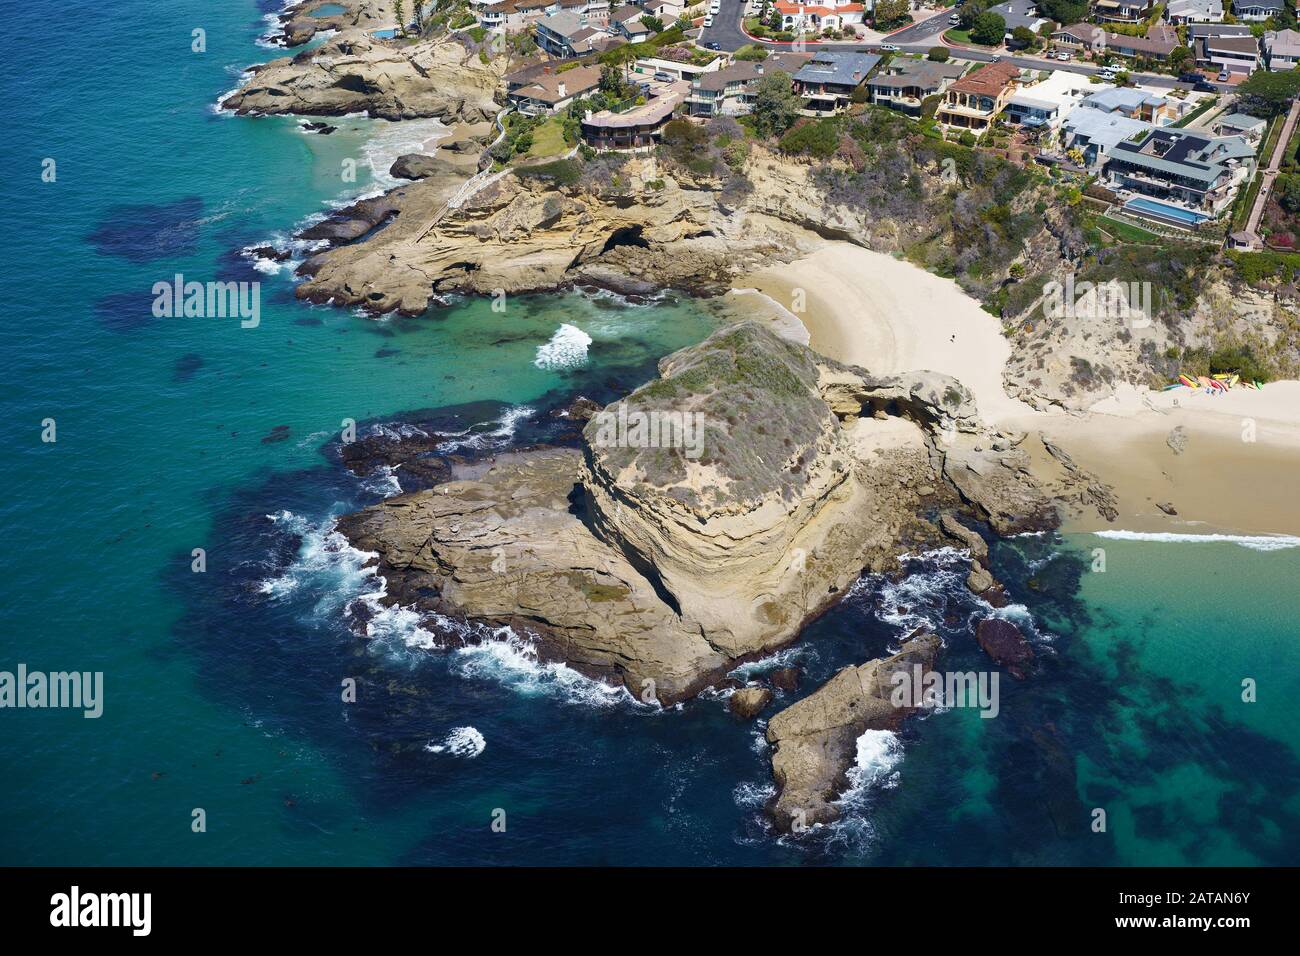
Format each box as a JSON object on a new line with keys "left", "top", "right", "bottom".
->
{"left": 337, "top": 322, "right": 1048, "bottom": 704}
{"left": 223, "top": 31, "right": 502, "bottom": 122}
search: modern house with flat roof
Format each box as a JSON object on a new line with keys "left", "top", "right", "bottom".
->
{"left": 1233, "top": 0, "right": 1284, "bottom": 21}
{"left": 1214, "top": 112, "right": 1268, "bottom": 142}
{"left": 866, "top": 58, "right": 967, "bottom": 115}
{"left": 985, "top": 0, "right": 1050, "bottom": 36}
{"left": 1164, "top": 0, "right": 1224, "bottom": 23}
{"left": 1264, "top": 29, "right": 1300, "bottom": 71}
{"left": 507, "top": 64, "right": 603, "bottom": 114}
{"left": 1061, "top": 109, "right": 1153, "bottom": 170}
{"left": 1197, "top": 34, "right": 1262, "bottom": 74}
{"left": 1079, "top": 85, "right": 1182, "bottom": 125}
{"left": 791, "top": 51, "right": 880, "bottom": 115}
{"left": 1103, "top": 127, "right": 1256, "bottom": 215}
{"left": 580, "top": 79, "right": 690, "bottom": 150}
{"left": 936, "top": 61, "right": 1021, "bottom": 131}
{"left": 1186, "top": 22, "right": 1254, "bottom": 40}
{"left": 1003, "top": 70, "right": 1094, "bottom": 131}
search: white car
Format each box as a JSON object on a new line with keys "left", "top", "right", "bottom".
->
{"left": 704, "top": 14, "right": 714, "bottom": 26}
{"left": 881, "top": 43, "right": 900, "bottom": 52}
{"left": 709, "top": 0, "right": 720, "bottom": 11}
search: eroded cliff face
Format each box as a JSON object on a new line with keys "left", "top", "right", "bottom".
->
{"left": 223, "top": 31, "right": 503, "bottom": 122}
{"left": 338, "top": 323, "right": 990, "bottom": 703}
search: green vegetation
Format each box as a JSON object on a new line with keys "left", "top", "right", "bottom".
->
{"left": 927, "top": 47, "right": 950, "bottom": 62}
{"left": 524, "top": 115, "right": 569, "bottom": 160}
{"left": 1171, "top": 95, "right": 1218, "bottom": 128}
{"left": 751, "top": 71, "right": 801, "bottom": 138}
{"left": 1237, "top": 70, "right": 1300, "bottom": 118}
{"left": 778, "top": 119, "right": 841, "bottom": 158}
{"left": 1227, "top": 248, "right": 1300, "bottom": 285}
{"left": 734, "top": 44, "right": 769, "bottom": 61}
{"left": 514, "top": 158, "right": 583, "bottom": 187}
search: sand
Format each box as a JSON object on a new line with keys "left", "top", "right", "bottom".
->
{"left": 1009, "top": 382, "right": 1300, "bottom": 537}
{"left": 738, "top": 243, "right": 1040, "bottom": 426}
{"left": 737, "top": 241, "right": 1300, "bottom": 537}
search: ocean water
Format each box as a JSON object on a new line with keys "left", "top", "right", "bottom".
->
{"left": 1, "top": 1, "right": 1297, "bottom": 866}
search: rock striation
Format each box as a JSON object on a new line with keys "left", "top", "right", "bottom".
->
{"left": 339, "top": 323, "right": 977, "bottom": 704}
{"left": 222, "top": 31, "right": 502, "bottom": 122}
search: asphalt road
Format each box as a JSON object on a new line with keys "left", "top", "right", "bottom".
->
{"left": 697, "top": 6, "right": 1228, "bottom": 94}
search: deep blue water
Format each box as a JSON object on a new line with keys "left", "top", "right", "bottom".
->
{"left": 2, "top": 0, "right": 1298, "bottom": 866}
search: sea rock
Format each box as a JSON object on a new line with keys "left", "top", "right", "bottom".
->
{"left": 1166, "top": 426, "right": 1189, "bottom": 456}
{"left": 966, "top": 560, "right": 994, "bottom": 595}
{"left": 297, "top": 194, "right": 402, "bottom": 244}
{"left": 975, "top": 618, "right": 1034, "bottom": 680}
{"left": 729, "top": 687, "right": 773, "bottom": 719}
{"left": 390, "top": 153, "right": 459, "bottom": 181}
{"left": 338, "top": 322, "right": 944, "bottom": 703}
{"left": 769, "top": 667, "right": 801, "bottom": 691}
{"left": 283, "top": 20, "right": 318, "bottom": 47}
{"left": 1156, "top": 501, "right": 1178, "bottom": 515}
{"left": 940, "top": 512, "right": 988, "bottom": 561}
{"left": 818, "top": 366, "right": 981, "bottom": 436}
{"left": 222, "top": 32, "right": 503, "bottom": 122}
{"left": 765, "top": 634, "right": 940, "bottom": 831}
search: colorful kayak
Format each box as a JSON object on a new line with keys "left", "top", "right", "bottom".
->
{"left": 1179, "top": 374, "right": 1198, "bottom": 388}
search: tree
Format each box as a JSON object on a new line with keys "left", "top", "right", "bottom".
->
{"left": 413, "top": 0, "right": 425, "bottom": 32}
{"left": 394, "top": 0, "right": 406, "bottom": 36}
{"left": 928, "top": 46, "right": 950, "bottom": 62}
{"left": 751, "top": 71, "right": 801, "bottom": 139}
{"left": 958, "top": 0, "right": 989, "bottom": 30}
{"left": 1036, "top": 0, "right": 1089, "bottom": 23}
{"left": 735, "top": 44, "right": 769, "bottom": 61}
{"left": 1169, "top": 45, "right": 1193, "bottom": 74}
{"left": 873, "top": 0, "right": 909, "bottom": 28}
{"left": 1010, "top": 26, "right": 1038, "bottom": 50}
{"left": 640, "top": 15, "right": 664, "bottom": 33}
{"left": 1237, "top": 70, "right": 1300, "bottom": 117}
{"left": 1278, "top": 172, "right": 1300, "bottom": 215}
{"left": 971, "top": 11, "right": 1006, "bottom": 47}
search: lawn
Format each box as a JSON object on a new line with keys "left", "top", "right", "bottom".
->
{"left": 525, "top": 115, "right": 570, "bottom": 161}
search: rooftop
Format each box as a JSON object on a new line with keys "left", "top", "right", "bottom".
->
{"left": 1266, "top": 28, "right": 1300, "bottom": 56}
{"left": 1083, "top": 86, "right": 1170, "bottom": 114}
{"left": 792, "top": 51, "right": 881, "bottom": 87}
{"left": 1110, "top": 127, "right": 1254, "bottom": 186}
{"left": 948, "top": 60, "right": 1021, "bottom": 96}
{"left": 584, "top": 79, "right": 691, "bottom": 128}
{"left": 866, "top": 57, "right": 966, "bottom": 90}
{"left": 511, "top": 64, "right": 603, "bottom": 103}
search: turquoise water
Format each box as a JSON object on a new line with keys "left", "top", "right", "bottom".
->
{"left": 1, "top": 1, "right": 1297, "bottom": 866}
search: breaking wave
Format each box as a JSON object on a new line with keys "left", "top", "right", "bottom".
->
{"left": 534, "top": 324, "right": 592, "bottom": 370}
{"left": 1093, "top": 529, "right": 1300, "bottom": 552}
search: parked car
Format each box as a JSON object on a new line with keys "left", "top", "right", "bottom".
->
{"left": 705, "top": 40, "right": 721, "bottom": 50}
{"left": 1178, "top": 71, "right": 1202, "bottom": 83}
{"left": 653, "top": 71, "right": 672, "bottom": 82}
{"left": 1056, "top": 50, "right": 1071, "bottom": 61}
{"left": 704, "top": 14, "right": 714, "bottom": 26}
{"left": 1217, "top": 69, "right": 1231, "bottom": 81}
{"left": 881, "top": 43, "right": 900, "bottom": 52}
{"left": 990, "top": 54, "right": 1001, "bottom": 62}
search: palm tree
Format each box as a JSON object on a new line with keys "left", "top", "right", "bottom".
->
{"left": 413, "top": 0, "right": 425, "bottom": 32}
{"left": 394, "top": 0, "right": 406, "bottom": 37}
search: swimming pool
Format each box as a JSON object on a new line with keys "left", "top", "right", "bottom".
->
{"left": 1124, "top": 196, "right": 1210, "bottom": 227}
{"left": 310, "top": 3, "right": 348, "bottom": 16}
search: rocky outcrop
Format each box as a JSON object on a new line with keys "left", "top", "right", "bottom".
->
{"left": 390, "top": 153, "right": 462, "bottom": 181}
{"left": 223, "top": 32, "right": 502, "bottom": 122}
{"left": 975, "top": 618, "right": 1034, "bottom": 679}
{"left": 940, "top": 513, "right": 988, "bottom": 561}
{"left": 338, "top": 323, "right": 951, "bottom": 703}
{"left": 729, "top": 687, "right": 773, "bottom": 719}
{"left": 941, "top": 439, "right": 1060, "bottom": 535}
{"left": 765, "top": 634, "right": 941, "bottom": 831}
{"left": 817, "top": 366, "right": 981, "bottom": 436}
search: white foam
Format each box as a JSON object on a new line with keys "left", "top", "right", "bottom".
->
{"left": 1093, "top": 530, "right": 1300, "bottom": 552}
{"left": 425, "top": 726, "right": 486, "bottom": 757}
{"left": 449, "top": 629, "right": 638, "bottom": 709}
{"left": 733, "top": 781, "right": 776, "bottom": 810}
{"left": 534, "top": 324, "right": 592, "bottom": 371}
{"left": 435, "top": 405, "right": 534, "bottom": 453}
{"left": 841, "top": 729, "right": 904, "bottom": 801}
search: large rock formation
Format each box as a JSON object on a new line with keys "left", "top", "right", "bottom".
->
{"left": 223, "top": 32, "right": 502, "bottom": 122}
{"left": 765, "top": 633, "right": 941, "bottom": 831}
{"left": 339, "top": 323, "right": 972, "bottom": 703}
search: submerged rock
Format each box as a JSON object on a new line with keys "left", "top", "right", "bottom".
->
{"left": 765, "top": 633, "right": 940, "bottom": 831}
{"left": 975, "top": 618, "right": 1034, "bottom": 680}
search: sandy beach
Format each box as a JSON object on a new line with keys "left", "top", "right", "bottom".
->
{"left": 737, "top": 242, "right": 1039, "bottom": 425}
{"left": 738, "top": 241, "right": 1300, "bottom": 537}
